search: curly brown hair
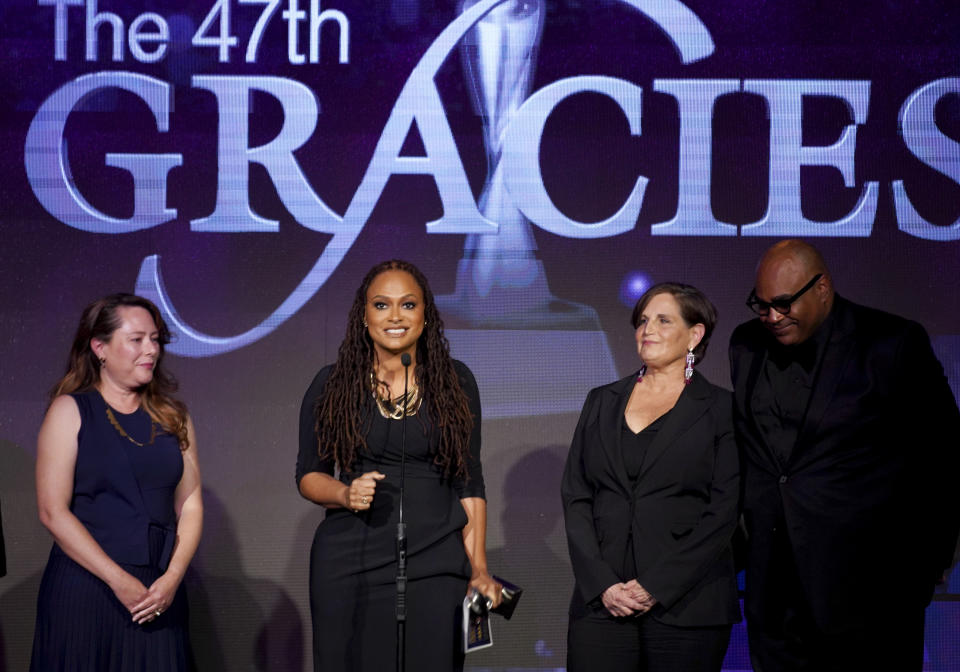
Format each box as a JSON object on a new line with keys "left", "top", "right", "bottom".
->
{"left": 315, "top": 260, "right": 473, "bottom": 477}
{"left": 51, "top": 293, "right": 189, "bottom": 449}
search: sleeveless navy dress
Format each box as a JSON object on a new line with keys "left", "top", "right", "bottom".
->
{"left": 30, "top": 390, "right": 191, "bottom": 671}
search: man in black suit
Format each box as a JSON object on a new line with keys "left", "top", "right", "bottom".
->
{"left": 729, "top": 239, "right": 960, "bottom": 671}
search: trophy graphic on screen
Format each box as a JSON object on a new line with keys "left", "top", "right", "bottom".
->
{"left": 438, "top": 0, "right": 618, "bottom": 417}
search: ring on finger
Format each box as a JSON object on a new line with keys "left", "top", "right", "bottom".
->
{"left": 361, "top": 496, "right": 369, "bottom": 505}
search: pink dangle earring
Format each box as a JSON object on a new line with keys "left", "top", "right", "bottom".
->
{"left": 684, "top": 349, "right": 695, "bottom": 385}
{"left": 636, "top": 364, "right": 647, "bottom": 383}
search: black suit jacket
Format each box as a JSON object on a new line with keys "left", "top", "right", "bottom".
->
{"left": 730, "top": 295, "right": 960, "bottom": 634}
{"left": 561, "top": 371, "right": 741, "bottom": 627}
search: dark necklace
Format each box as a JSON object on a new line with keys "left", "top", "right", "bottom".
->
{"left": 104, "top": 404, "right": 157, "bottom": 447}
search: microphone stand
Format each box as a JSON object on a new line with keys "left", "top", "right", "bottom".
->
{"left": 395, "top": 352, "right": 411, "bottom": 672}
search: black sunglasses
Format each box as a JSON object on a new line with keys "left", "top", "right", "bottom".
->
{"left": 746, "top": 273, "right": 822, "bottom": 316}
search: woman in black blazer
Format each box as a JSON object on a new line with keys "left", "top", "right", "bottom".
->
{"left": 562, "top": 283, "right": 740, "bottom": 672}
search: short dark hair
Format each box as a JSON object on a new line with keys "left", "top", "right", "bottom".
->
{"left": 631, "top": 282, "right": 718, "bottom": 361}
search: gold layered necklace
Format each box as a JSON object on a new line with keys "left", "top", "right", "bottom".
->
{"left": 370, "top": 370, "right": 421, "bottom": 420}
{"left": 103, "top": 397, "right": 158, "bottom": 447}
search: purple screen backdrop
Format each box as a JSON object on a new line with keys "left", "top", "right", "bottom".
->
{"left": 2, "top": 0, "right": 959, "bottom": 669}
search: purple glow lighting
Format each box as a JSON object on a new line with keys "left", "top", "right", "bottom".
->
{"left": 619, "top": 271, "right": 653, "bottom": 307}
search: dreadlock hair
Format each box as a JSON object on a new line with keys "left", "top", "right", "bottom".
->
{"left": 315, "top": 260, "right": 473, "bottom": 478}
{"left": 51, "top": 293, "right": 190, "bottom": 449}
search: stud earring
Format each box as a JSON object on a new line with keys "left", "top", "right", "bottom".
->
{"left": 684, "top": 349, "right": 695, "bottom": 385}
{"left": 99, "top": 356, "right": 106, "bottom": 367}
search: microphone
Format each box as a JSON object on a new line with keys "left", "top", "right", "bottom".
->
{"left": 396, "top": 351, "right": 412, "bottom": 672}
{"left": 399, "top": 354, "right": 412, "bottom": 528}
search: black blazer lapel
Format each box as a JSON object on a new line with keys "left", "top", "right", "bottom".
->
{"left": 738, "top": 330, "right": 788, "bottom": 473}
{"left": 742, "top": 342, "right": 767, "bottom": 439}
{"left": 635, "top": 372, "right": 713, "bottom": 482}
{"left": 792, "top": 297, "right": 856, "bottom": 466}
{"left": 598, "top": 373, "right": 637, "bottom": 495}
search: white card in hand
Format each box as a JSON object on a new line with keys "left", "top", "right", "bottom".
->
{"left": 462, "top": 595, "right": 493, "bottom": 652}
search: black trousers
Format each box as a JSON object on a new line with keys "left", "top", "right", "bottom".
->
{"left": 567, "top": 609, "right": 732, "bottom": 672}
{"left": 748, "top": 613, "right": 925, "bottom": 672}
{"left": 311, "top": 573, "right": 467, "bottom": 672}
{"left": 747, "top": 534, "right": 926, "bottom": 672}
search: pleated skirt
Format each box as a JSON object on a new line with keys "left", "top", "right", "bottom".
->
{"left": 30, "top": 528, "right": 191, "bottom": 672}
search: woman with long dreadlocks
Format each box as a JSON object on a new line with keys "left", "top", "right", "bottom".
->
{"left": 296, "top": 260, "right": 502, "bottom": 671}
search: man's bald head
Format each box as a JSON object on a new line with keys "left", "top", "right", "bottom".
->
{"left": 753, "top": 239, "right": 834, "bottom": 346}
{"left": 757, "top": 239, "right": 829, "bottom": 280}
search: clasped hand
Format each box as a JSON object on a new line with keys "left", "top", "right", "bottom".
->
{"left": 601, "top": 579, "right": 657, "bottom": 618}
{"left": 114, "top": 571, "right": 180, "bottom": 625}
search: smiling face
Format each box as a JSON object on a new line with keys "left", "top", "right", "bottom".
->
{"left": 754, "top": 253, "right": 832, "bottom": 346}
{"left": 635, "top": 292, "right": 703, "bottom": 370}
{"left": 364, "top": 269, "right": 426, "bottom": 360}
{"left": 91, "top": 306, "right": 160, "bottom": 391}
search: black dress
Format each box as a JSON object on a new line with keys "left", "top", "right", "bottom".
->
{"left": 297, "top": 360, "right": 485, "bottom": 672}
{"left": 31, "top": 390, "right": 191, "bottom": 671}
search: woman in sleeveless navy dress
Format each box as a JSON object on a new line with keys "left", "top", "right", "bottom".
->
{"left": 296, "top": 261, "right": 503, "bottom": 672}
{"left": 31, "top": 294, "right": 202, "bottom": 671}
